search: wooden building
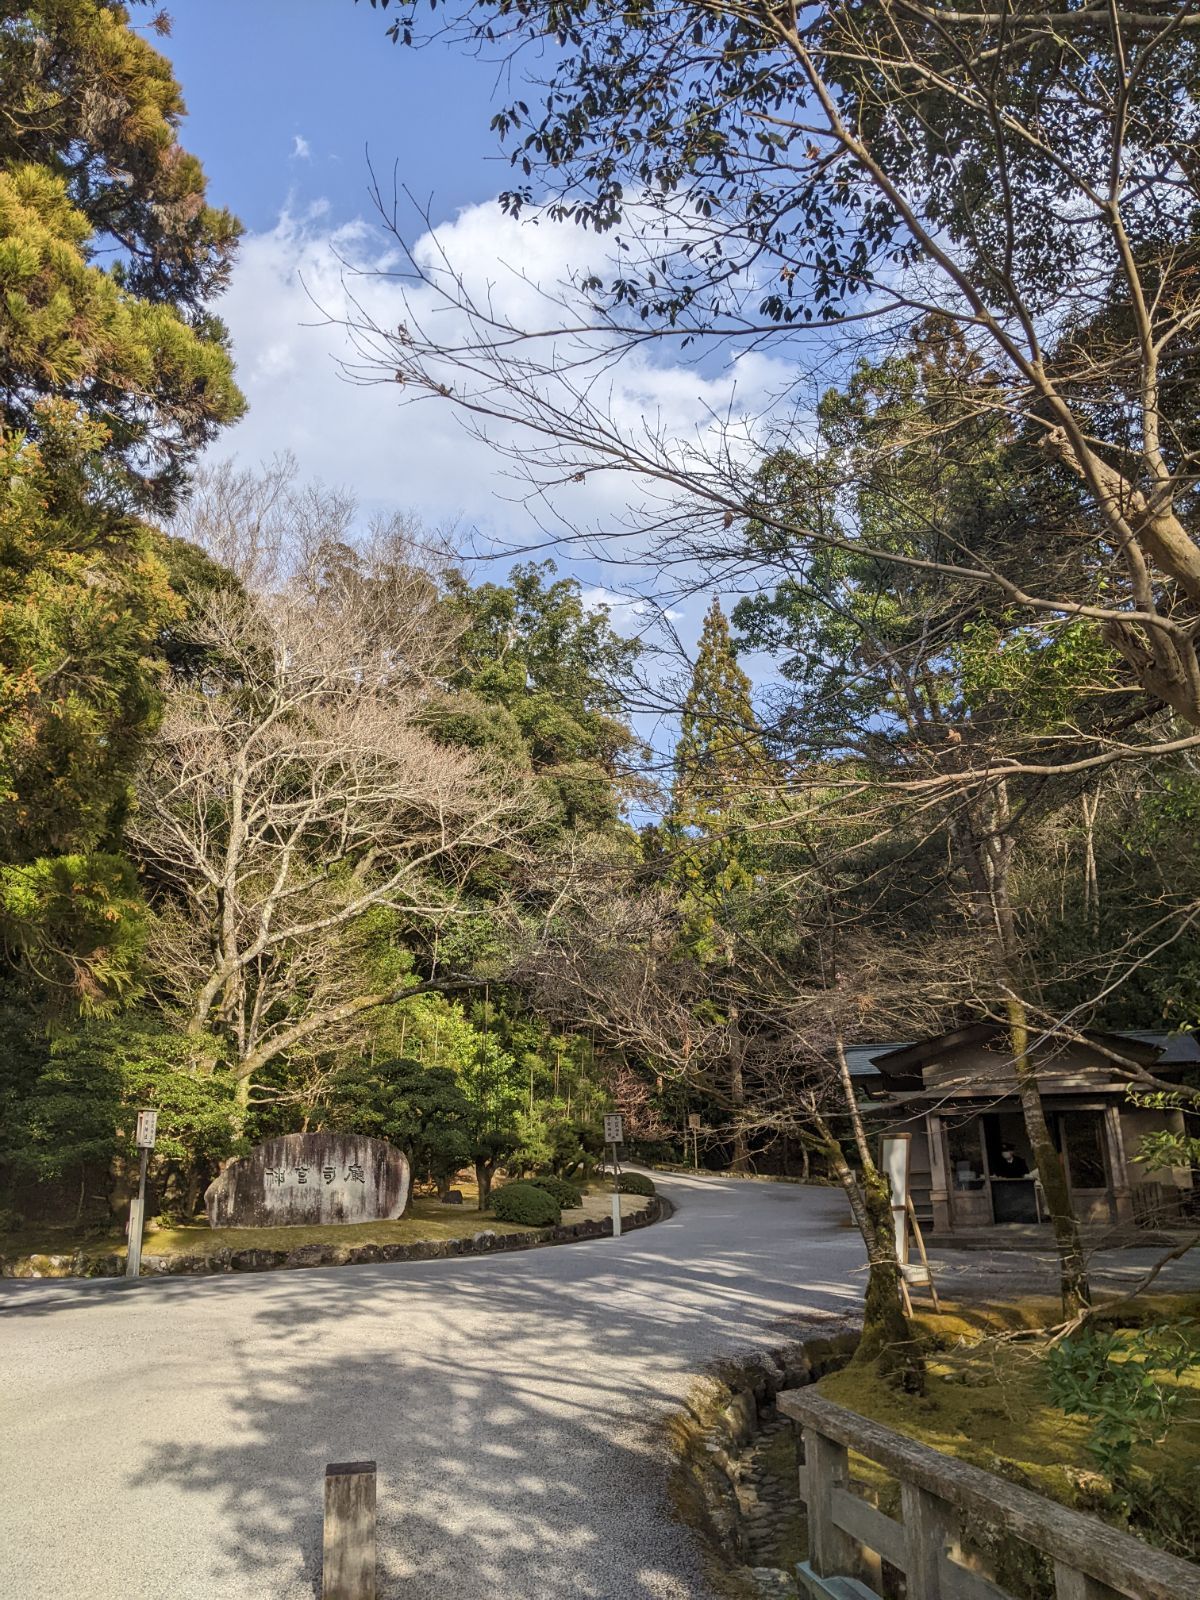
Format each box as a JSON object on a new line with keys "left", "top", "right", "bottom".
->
{"left": 849, "top": 1024, "right": 1198, "bottom": 1236}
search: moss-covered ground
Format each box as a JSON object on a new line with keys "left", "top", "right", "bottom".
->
{"left": 0, "top": 1176, "right": 646, "bottom": 1267}
{"left": 815, "top": 1295, "right": 1200, "bottom": 1582}
{"left": 0, "top": 1197, "right": 529, "bottom": 1263}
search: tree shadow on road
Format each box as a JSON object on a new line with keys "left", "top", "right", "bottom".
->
{"left": 4, "top": 1180, "right": 864, "bottom": 1599}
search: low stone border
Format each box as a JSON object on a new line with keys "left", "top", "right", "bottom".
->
{"left": 1, "top": 1193, "right": 670, "bottom": 1281}
{"left": 668, "top": 1321, "right": 861, "bottom": 1599}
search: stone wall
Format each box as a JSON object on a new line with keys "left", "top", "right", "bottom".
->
{"left": 1, "top": 1193, "right": 669, "bottom": 1280}
{"left": 668, "top": 1324, "right": 860, "bottom": 1600}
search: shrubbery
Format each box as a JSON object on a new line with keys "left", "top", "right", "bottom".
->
{"left": 491, "top": 1182, "right": 561, "bottom": 1227}
{"left": 617, "top": 1171, "right": 655, "bottom": 1196}
{"left": 528, "top": 1175, "right": 583, "bottom": 1209}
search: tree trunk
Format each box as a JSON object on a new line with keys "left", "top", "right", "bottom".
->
{"left": 475, "top": 1159, "right": 494, "bottom": 1210}
{"left": 729, "top": 1011, "right": 750, "bottom": 1173}
{"left": 1006, "top": 993, "right": 1091, "bottom": 1317}
{"left": 817, "top": 1120, "right": 924, "bottom": 1392}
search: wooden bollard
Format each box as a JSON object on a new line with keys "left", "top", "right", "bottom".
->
{"left": 323, "top": 1460, "right": 376, "bottom": 1600}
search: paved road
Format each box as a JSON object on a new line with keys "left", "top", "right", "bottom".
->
{"left": 0, "top": 1175, "right": 866, "bottom": 1600}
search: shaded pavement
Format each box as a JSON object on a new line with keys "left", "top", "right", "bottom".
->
{"left": 0, "top": 1175, "right": 864, "bottom": 1600}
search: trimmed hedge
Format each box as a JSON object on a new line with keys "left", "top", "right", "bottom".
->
{"left": 528, "top": 1175, "right": 583, "bottom": 1209}
{"left": 491, "top": 1182, "right": 561, "bottom": 1227}
{"left": 617, "top": 1171, "right": 655, "bottom": 1196}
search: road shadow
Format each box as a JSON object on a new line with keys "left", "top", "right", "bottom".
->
{"left": 2, "top": 1178, "right": 864, "bottom": 1599}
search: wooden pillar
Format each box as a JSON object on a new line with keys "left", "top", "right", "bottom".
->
{"left": 1102, "top": 1105, "right": 1133, "bottom": 1224}
{"left": 323, "top": 1460, "right": 376, "bottom": 1600}
{"left": 927, "top": 1113, "right": 950, "bottom": 1234}
{"left": 901, "top": 1480, "right": 953, "bottom": 1598}
{"left": 1054, "top": 1558, "right": 1126, "bottom": 1598}
{"left": 803, "top": 1428, "right": 856, "bottom": 1578}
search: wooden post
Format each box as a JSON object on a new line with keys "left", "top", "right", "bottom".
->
{"left": 323, "top": 1460, "right": 376, "bottom": 1600}
{"left": 125, "top": 1146, "right": 149, "bottom": 1280}
{"left": 1054, "top": 1561, "right": 1126, "bottom": 1599}
{"left": 901, "top": 1480, "right": 953, "bottom": 1598}
{"left": 804, "top": 1428, "right": 856, "bottom": 1578}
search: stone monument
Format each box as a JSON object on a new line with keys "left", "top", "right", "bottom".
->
{"left": 204, "top": 1133, "right": 410, "bottom": 1228}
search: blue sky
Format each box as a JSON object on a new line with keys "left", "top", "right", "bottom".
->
{"left": 164, "top": 2, "right": 506, "bottom": 236}
{"left": 158, "top": 1, "right": 793, "bottom": 699}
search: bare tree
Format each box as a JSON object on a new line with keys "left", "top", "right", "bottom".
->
{"left": 346, "top": 1, "right": 1200, "bottom": 752}
{"left": 132, "top": 493, "right": 538, "bottom": 1102}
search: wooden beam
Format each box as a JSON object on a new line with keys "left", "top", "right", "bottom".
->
{"left": 323, "top": 1460, "right": 376, "bottom": 1600}
{"left": 777, "top": 1392, "right": 1197, "bottom": 1600}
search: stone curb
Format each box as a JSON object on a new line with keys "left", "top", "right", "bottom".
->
{"left": 669, "top": 1322, "right": 861, "bottom": 1599}
{"left": 0, "top": 1193, "right": 670, "bottom": 1281}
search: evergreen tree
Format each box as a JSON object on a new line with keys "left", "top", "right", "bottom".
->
{"left": 0, "top": 1, "right": 244, "bottom": 508}
{"left": 0, "top": 3, "right": 244, "bottom": 1011}
{"left": 669, "top": 597, "right": 768, "bottom": 953}
{"left": 667, "top": 598, "right": 770, "bottom": 1169}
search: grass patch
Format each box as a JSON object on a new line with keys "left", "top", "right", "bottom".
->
{"left": 1, "top": 1197, "right": 532, "bottom": 1263}
{"left": 817, "top": 1295, "right": 1200, "bottom": 1588}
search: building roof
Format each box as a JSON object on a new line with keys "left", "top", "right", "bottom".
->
{"left": 844, "top": 1043, "right": 912, "bottom": 1078}
{"left": 1120, "top": 1030, "right": 1200, "bottom": 1065}
{"left": 843, "top": 1028, "right": 1200, "bottom": 1081}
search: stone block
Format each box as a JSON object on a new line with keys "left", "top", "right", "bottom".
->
{"left": 723, "top": 1389, "right": 758, "bottom": 1448}
{"left": 205, "top": 1133, "right": 410, "bottom": 1229}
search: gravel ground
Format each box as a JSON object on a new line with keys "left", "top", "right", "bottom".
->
{"left": 0, "top": 1174, "right": 863, "bottom": 1600}
{"left": 4, "top": 1177, "right": 1196, "bottom": 1600}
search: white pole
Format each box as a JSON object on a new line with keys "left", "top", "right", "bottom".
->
{"left": 610, "top": 1142, "right": 621, "bottom": 1238}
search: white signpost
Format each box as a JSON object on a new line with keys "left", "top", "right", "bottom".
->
{"left": 686, "top": 1113, "right": 701, "bottom": 1170}
{"left": 878, "top": 1131, "right": 939, "bottom": 1312}
{"left": 126, "top": 1109, "right": 158, "bottom": 1280}
{"left": 604, "top": 1114, "right": 624, "bottom": 1238}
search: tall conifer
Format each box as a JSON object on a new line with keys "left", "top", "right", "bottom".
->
{"left": 668, "top": 598, "right": 769, "bottom": 1169}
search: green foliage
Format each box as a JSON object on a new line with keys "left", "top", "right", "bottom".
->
{"left": 0, "top": 1014, "right": 236, "bottom": 1185}
{"left": 1135, "top": 1122, "right": 1200, "bottom": 1175}
{"left": 1045, "top": 1323, "right": 1196, "bottom": 1491}
{"left": 0, "top": 854, "right": 145, "bottom": 1012}
{"left": 0, "top": 1, "right": 243, "bottom": 507}
{"left": 0, "top": 411, "right": 178, "bottom": 862}
{"left": 325, "top": 1055, "right": 473, "bottom": 1188}
{"left": 527, "top": 1174, "right": 582, "bottom": 1208}
{"left": 490, "top": 1180, "right": 561, "bottom": 1227}
{"left": 441, "top": 561, "right": 642, "bottom": 832}
{"left": 668, "top": 597, "right": 771, "bottom": 962}
{"left": 616, "top": 1170, "right": 655, "bottom": 1196}
{"left": 0, "top": 2, "right": 243, "bottom": 1024}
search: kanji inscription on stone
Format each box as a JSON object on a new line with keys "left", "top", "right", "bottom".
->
{"left": 204, "top": 1134, "right": 410, "bottom": 1228}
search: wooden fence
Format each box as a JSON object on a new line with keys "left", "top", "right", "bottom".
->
{"left": 778, "top": 1389, "right": 1200, "bottom": 1600}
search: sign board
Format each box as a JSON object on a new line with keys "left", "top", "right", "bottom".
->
{"left": 687, "top": 1114, "right": 701, "bottom": 1130}
{"left": 603, "top": 1113, "right": 624, "bottom": 1145}
{"left": 135, "top": 1109, "right": 158, "bottom": 1149}
{"left": 879, "top": 1133, "right": 912, "bottom": 1265}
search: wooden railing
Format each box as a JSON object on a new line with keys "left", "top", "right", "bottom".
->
{"left": 778, "top": 1389, "right": 1200, "bottom": 1600}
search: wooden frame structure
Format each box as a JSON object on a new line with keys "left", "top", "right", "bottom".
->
{"left": 779, "top": 1390, "right": 1200, "bottom": 1600}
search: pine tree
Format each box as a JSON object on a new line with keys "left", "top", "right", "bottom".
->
{"left": 673, "top": 597, "right": 764, "bottom": 818}
{"left": 668, "top": 598, "right": 770, "bottom": 1170}
{"left": 0, "top": 4, "right": 245, "bottom": 1010}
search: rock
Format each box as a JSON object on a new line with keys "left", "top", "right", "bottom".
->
{"left": 722, "top": 1389, "right": 758, "bottom": 1448}
{"left": 440, "top": 1190, "right": 464, "bottom": 1205}
{"left": 205, "top": 1132, "right": 410, "bottom": 1229}
{"left": 472, "top": 1230, "right": 497, "bottom": 1250}
{"left": 746, "top": 1567, "right": 797, "bottom": 1598}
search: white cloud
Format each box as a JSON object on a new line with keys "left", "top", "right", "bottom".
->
{"left": 579, "top": 585, "right": 682, "bottom": 631}
{"left": 202, "top": 196, "right": 801, "bottom": 639}
{"left": 291, "top": 134, "right": 311, "bottom": 160}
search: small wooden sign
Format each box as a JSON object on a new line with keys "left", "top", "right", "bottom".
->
{"left": 135, "top": 1109, "right": 158, "bottom": 1149}
{"left": 603, "top": 1113, "right": 624, "bottom": 1145}
{"left": 687, "top": 1114, "right": 701, "bottom": 1130}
